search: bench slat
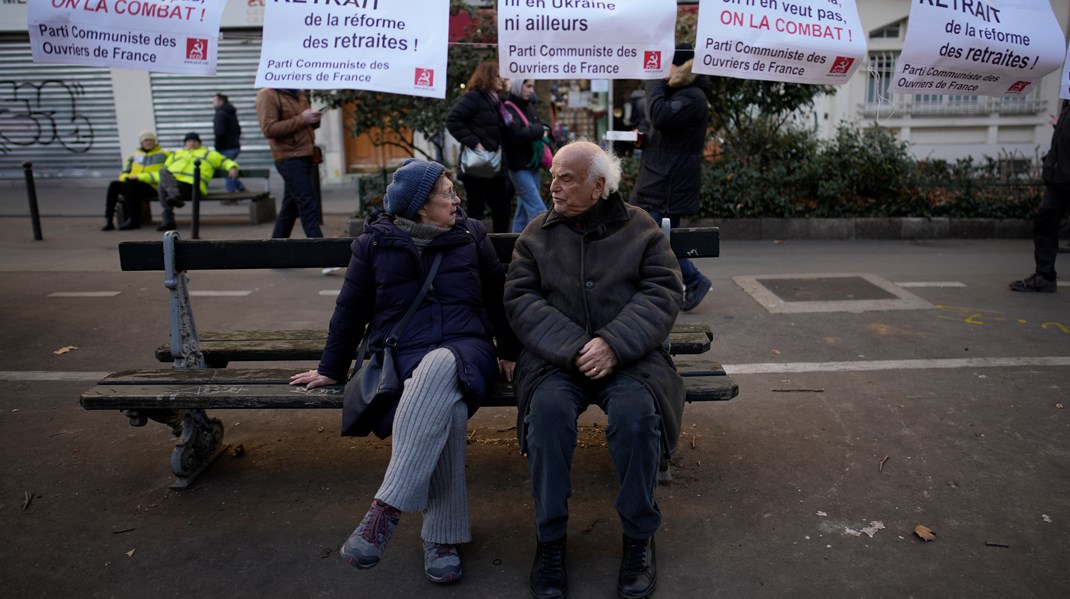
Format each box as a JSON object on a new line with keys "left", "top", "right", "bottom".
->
{"left": 118, "top": 228, "right": 719, "bottom": 271}
{"left": 80, "top": 364, "right": 739, "bottom": 410}
{"left": 153, "top": 323, "right": 714, "bottom": 363}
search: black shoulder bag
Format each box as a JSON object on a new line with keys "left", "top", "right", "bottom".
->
{"left": 341, "top": 252, "right": 443, "bottom": 437}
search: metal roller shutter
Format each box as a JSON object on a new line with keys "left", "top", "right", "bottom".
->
{"left": 0, "top": 41, "right": 122, "bottom": 178}
{"left": 149, "top": 32, "right": 272, "bottom": 170}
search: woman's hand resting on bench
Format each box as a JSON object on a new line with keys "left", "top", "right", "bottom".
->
{"left": 290, "top": 369, "right": 337, "bottom": 389}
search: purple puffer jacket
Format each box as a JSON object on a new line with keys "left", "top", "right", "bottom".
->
{"left": 317, "top": 209, "right": 520, "bottom": 438}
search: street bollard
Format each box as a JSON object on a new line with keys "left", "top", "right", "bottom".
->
{"left": 191, "top": 159, "right": 201, "bottom": 240}
{"left": 22, "top": 161, "right": 43, "bottom": 241}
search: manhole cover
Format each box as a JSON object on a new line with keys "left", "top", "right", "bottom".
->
{"left": 757, "top": 277, "right": 898, "bottom": 302}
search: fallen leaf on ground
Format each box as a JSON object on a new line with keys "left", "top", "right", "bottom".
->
{"left": 126, "top": 549, "right": 136, "bottom": 558}
{"left": 1057, "top": 403, "right": 1064, "bottom": 409}
{"left": 914, "top": 524, "right": 936, "bottom": 542}
{"left": 231, "top": 444, "right": 245, "bottom": 458}
{"left": 53, "top": 346, "right": 78, "bottom": 355}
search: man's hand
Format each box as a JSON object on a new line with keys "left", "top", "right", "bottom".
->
{"left": 575, "top": 337, "right": 618, "bottom": 380}
{"left": 228, "top": 167, "right": 239, "bottom": 179}
{"left": 498, "top": 359, "right": 516, "bottom": 382}
{"left": 301, "top": 108, "right": 322, "bottom": 125}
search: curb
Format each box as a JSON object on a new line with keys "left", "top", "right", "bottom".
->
{"left": 347, "top": 217, "right": 1033, "bottom": 240}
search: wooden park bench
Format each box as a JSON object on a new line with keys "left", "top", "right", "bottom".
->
{"left": 81, "top": 227, "right": 739, "bottom": 488}
{"left": 116, "top": 167, "right": 276, "bottom": 236}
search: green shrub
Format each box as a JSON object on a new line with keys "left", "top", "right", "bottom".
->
{"left": 693, "top": 121, "right": 1041, "bottom": 219}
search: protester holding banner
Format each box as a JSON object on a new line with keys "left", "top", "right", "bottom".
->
{"left": 502, "top": 79, "right": 550, "bottom": 232}
{"left": 101, "top": 130, "right": 168, "bottom": 231}
{"left": 1010, "top": 100, "right": 1070, "bottom": 294}
{"left": 629, "top": 44, "right": 714, "bottom": 312}
{"left": 446, "top": 61, "right": 511, "bottom": 234}
{"left": 255, "top": 88, "right": 324, "bottom": 239}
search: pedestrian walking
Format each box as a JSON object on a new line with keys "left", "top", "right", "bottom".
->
{"left": 212, "top": 93, "right": 245, "bottom": 193}
{"left": 255, "top": 88, "right": 323, "bottom": 238}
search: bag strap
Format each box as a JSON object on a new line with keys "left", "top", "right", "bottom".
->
{"left": 354, "top": 251, "right": 444, "bottom": 363}
{"left": 504, "top": 101, "right": 531, "bottom": 126}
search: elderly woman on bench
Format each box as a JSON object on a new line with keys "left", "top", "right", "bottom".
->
{"left": 290, "top": 159, "right": 519, "bottom": 584}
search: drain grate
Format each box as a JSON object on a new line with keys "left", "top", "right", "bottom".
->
{"left": 757, "top": 277, "right": 898, "bottom": 302}
{"left": 733, "top": 273, "right": 934, "bottom": 314}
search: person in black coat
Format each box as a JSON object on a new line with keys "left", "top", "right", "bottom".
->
{"left": 212, "top": 93, "right": 245, "bottom": 192}
{"left": 446, "top": 61, "right": 512, "bottom": 233}
{"left": 291, "top": 159, "right": 519, "bottom": 583}
{"left": 629, "top": 44, "right": 713, "bottom": 312}
{"left": 1010, "top": 100, "right": 1070, "bottom": 292}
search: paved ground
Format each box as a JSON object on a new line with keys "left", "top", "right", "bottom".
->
{"left": 1, "top": 178, "right": 1068, "bottom": 598}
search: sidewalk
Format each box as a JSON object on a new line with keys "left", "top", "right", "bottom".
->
{"left": 0, "top": 177, "right": 1067, "bottom": 598}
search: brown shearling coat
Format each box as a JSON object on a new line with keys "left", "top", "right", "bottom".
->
{"left": 504, "top": 192, "right": 686, "bottom": 458}
{"left": 255, "top": 88, "right": 318, "bottom": 161}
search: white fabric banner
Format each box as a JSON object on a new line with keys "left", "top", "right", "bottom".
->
{"left": 1058, "top": 40, "right": 1070, "bottom": 100}
{"left": 28, "top": 0, "right": 225, "bottom": 75}
{"left": 497, "top": 0, "right": 676, "bottom": 80}
{"left": 254, "top": 0, "right": 448, "bottom": 99}
{"left": 889, "top": 0, "right": 1065, "bottom": 97}
{"left": 692, "top": 0, "right": 866, "bottom": 85}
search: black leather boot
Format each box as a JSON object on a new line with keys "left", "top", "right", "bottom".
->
{"left": 617, "top": 535, "right": 656, "bottom": 599}
{"left": 530, "top": 535, "right": 567, "bottom": 599}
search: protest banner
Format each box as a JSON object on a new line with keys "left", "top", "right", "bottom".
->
{"left": 497, "top": 0, "right": 677, "bottom": 80}
{"left": 692, "top": 0, "right": 865, "bottom": 85}
{"left": 254, "top": 0, "right": 448, "bottom": 99}
{"left": 889, "top": 0, "right": 1064, "bottom": 97}
{"left": 28, "top": 0, "right": 225, "bottom": 75}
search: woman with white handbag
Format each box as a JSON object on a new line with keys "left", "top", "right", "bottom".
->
{"left": 446, "top": 60, "right": 512, "bottom": 233}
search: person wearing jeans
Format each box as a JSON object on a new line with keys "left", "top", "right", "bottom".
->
{"left": 255, "top": 88, "right": 323, "bottom": 238}
{"left": 212, "top": 93, "right": 245, "bottom": 193}
{"left": 502, "top": 79, "right": 549, "bottom": 232}
{"left": 271, "top": 155, "right": 322, "bottom": 238}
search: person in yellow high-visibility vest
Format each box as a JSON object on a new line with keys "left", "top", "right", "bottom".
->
{"left": 102, "top": 129, "right": 169, "bottom": 231}
{"left": 139, "top": 131, "right": 239, "bottom": 231}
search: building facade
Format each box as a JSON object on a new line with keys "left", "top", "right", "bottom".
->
{"left": 2, "top": 1, "right": 1068, "bottom": 179}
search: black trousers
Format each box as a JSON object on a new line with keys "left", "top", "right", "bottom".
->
{"left": 1033, "top": 185, "right": 1070, "bottom": 280}
{"left": 105, "top": 179, "right": 157, "bottom": 224}
{"left": 459, "top": 174, "right": 511, "bottom": 233}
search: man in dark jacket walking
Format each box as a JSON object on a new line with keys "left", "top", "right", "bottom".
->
{"left": 212, "top": 93, "right": 245, "bottom": 193}
{"left": 505, "top": 141, "right": 685, "bottom": 599}
{"left": 1010, "top": 100, "right": 1070, "bottom": 292}
{"left": 629, "top": 43, "right": 713, "bottom": 311}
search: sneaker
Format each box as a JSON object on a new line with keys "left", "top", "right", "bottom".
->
{"left": 681, "top": 275, "right": 712, "bottom": 312}
{"left": 339, "top": 499, "right": 400, "bottom": 569}
{"left": 423, "top": 542, "right": 462, "bottom": 583}
{"left": 1009, "top": 273, "right": 1056, "bottom": 293}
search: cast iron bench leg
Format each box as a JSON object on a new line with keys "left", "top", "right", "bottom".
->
{"left": 126, "top": 408, "right": 226, "bottom": 489}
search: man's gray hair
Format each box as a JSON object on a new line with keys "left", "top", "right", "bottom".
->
{"left": 575, "top": 139, "right": 622, "bottom": 199}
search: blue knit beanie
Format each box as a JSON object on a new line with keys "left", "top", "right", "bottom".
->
{"left": 384, "top": 159, "right": 446, "bottom": 220}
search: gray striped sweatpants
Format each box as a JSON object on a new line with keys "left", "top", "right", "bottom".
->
{"left": 376, "top": 348, "right": 471, "bottom": 544}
